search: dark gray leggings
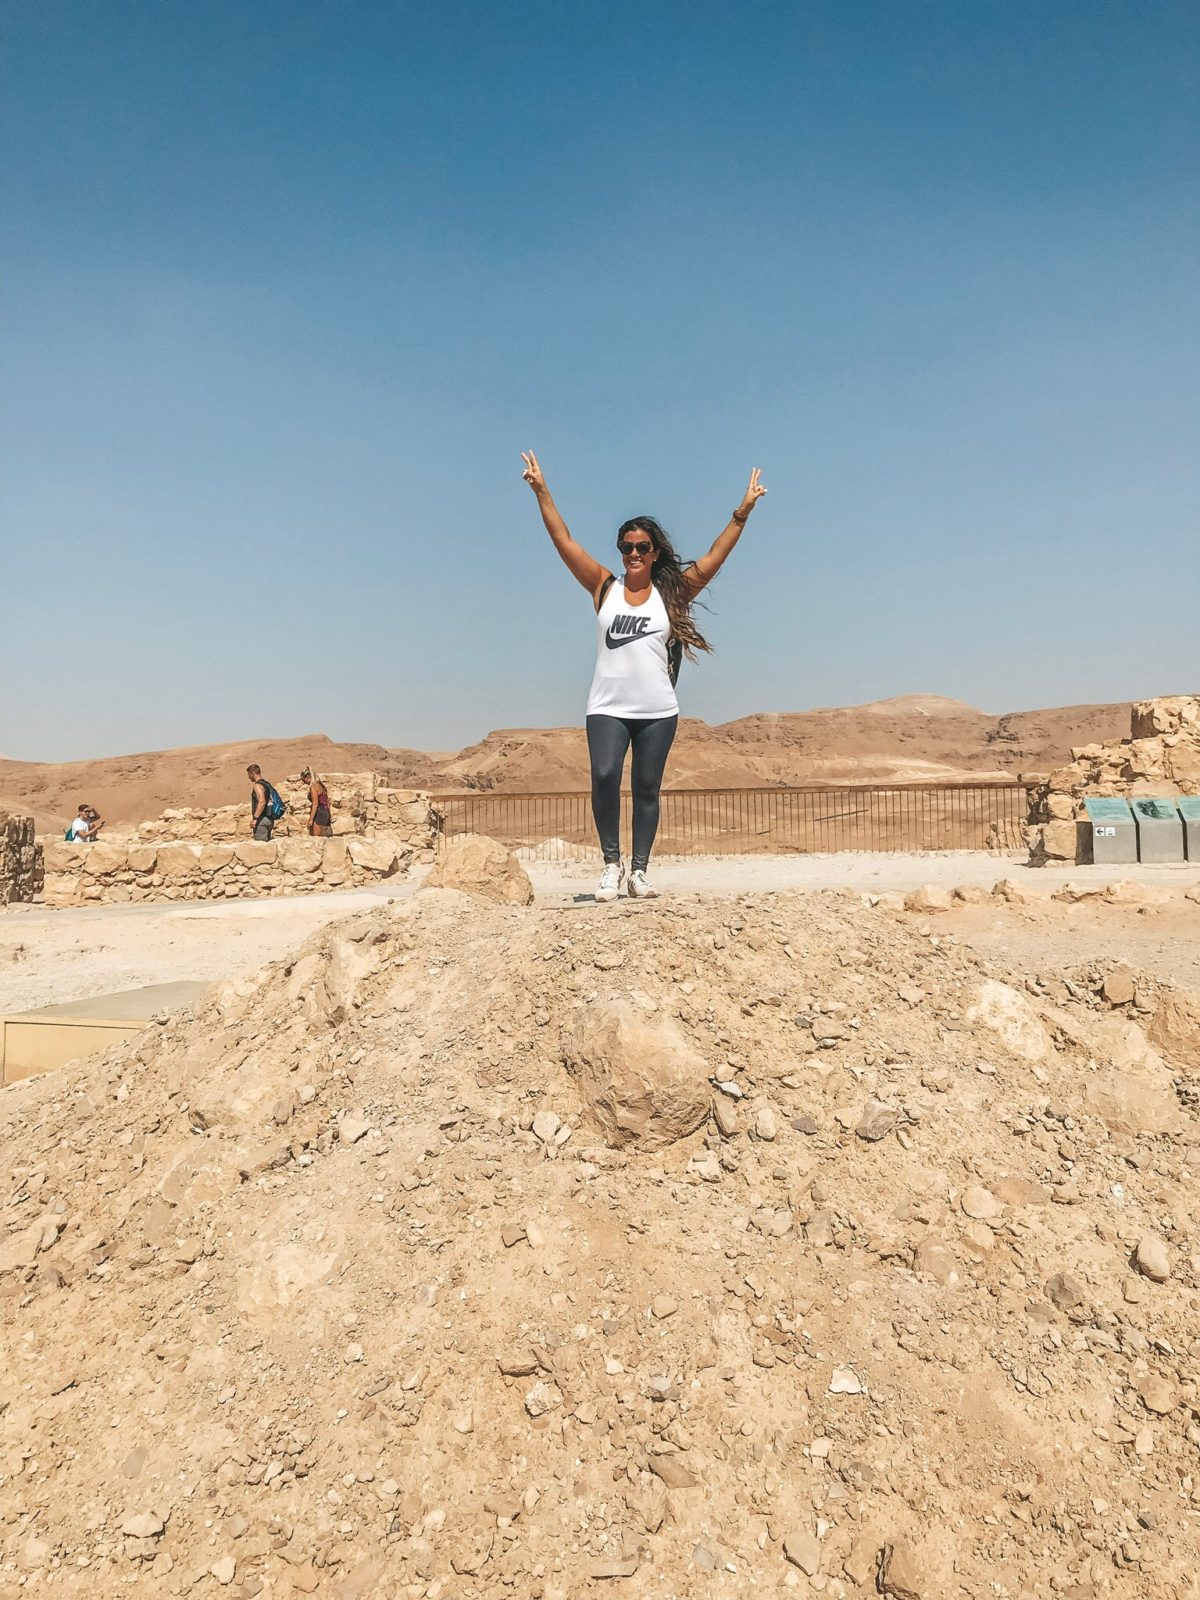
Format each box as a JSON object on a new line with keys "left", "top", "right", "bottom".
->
{"left": 586, "top": 714, "right": 678, "bottom": 872}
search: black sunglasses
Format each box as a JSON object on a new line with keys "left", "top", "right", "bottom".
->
{"left": 617, "top": 539, "right": 653, "bottom": 556}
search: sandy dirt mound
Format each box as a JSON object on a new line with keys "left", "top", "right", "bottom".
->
{"left": 2, "top": 888, "right": 1199, "bottom": 1597}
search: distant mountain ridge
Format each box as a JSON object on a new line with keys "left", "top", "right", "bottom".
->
{"left": 0, "top": 698, "right": 1135, "bottom": 832}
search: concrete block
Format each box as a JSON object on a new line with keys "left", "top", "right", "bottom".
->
{"left": 1129, "top": 797, "right": 1185, "bottom": 864}
{"left": 1082, "top": 797, "right": 1137, "bottom": 866}
{"left": 1179, "top": 797, "right": 1200, "bottom": 861}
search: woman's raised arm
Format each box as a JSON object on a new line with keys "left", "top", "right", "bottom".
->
{"left": 522, "top": 451, "right": 610, "bottom": 599}
{"left": 683, "top": 467, "right": 768, "bottom": 596}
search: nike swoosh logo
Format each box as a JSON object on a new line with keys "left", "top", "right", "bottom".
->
{"left": 605, "top": 629, "right": 647, "bottom": 649}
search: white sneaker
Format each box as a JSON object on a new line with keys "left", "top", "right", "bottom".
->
{"left": 596, "top": 862, "right": 624, "bottom": 902}
{"left": 627, "top": 869, "right": 658, "bottom": 899}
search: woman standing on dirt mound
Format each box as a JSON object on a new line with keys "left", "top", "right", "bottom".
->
{"left": 522, "top": 450, "right": 766, "bottom": 902}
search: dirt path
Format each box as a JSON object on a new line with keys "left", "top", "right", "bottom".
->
{"left": 526, "top": 853, "right": 1200, "bottom": 991}
{"left": 525, "top": 849, "right": 1200, "bottom": 902}
{"left": 0, "top": 884, "right": 414, "bottom": 1014}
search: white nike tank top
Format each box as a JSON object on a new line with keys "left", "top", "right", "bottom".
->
{"left": 585, "top": 579, "right": 679, "bottom": 719}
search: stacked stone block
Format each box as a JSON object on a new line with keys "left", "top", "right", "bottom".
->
{"left": 1, "top": 812, "right": 42, "bottom": 905}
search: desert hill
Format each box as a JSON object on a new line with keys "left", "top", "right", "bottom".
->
{"left": 0, "top": 698, "right": 1133, "bottom": 831}
{"left": 437, "top": 698, "right": 1133, "bottom": 795}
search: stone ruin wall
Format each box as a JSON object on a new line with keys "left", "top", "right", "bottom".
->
{"left": 1026, "top": 696, "right": 1200, "bottom": 864}
{"left": 37, "top": 775, "right": 439, "bottom": 907}
{"left": 1, "top": 812, "right": 42, "bottom": 905}
{"left": 129, "top": 771, "right": 430, "bottom": 844}
{"left": 40, "top": 832, "right": 430, "bottom": 908}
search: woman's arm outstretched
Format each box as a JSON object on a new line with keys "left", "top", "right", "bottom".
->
{"left": 684, "top": 467, "right": 768, "bottom": 596}
{"left": 521, "top": 451, "right": 610, "bottom": 600}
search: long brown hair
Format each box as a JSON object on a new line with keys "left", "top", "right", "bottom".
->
{"left": 617, "top": 517, "right": 712, "bottom": 661}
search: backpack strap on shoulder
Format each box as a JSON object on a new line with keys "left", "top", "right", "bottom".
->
{"left": 596, "top": 574, "right": 616, "bottom": 610}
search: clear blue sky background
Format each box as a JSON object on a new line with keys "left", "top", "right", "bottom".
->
{"left": 2, "top": 0, "right": 1196, "bottom": 760}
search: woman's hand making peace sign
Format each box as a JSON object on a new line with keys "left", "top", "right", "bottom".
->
{"left": 682, "top": 467, "right": 768, "bottom": 595}
{"left": 736, "top": 466, "right": 767, "bottom": 516}
{"left": 521, "top": 450, "right": 547, "bottom": 495}
{"left": 521, "top": 449, "right": 610, "bottom": 596}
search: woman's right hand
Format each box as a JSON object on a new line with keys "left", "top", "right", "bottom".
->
{"left": 521, "top": 450, "right": 546, "bottom": 493}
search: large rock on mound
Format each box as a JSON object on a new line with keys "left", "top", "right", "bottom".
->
{"left": 564, "top": 995, "right": 711, "bottom": 1148}
{"left": 1084, "top": 1067, "right": 1183, "bottom": 1136}
{"left": 424, "top": 832, "right": 533, "bottom": 905}
{"left": 965, "top": 979, "right": 1054, "bottom": 1063}
{"left": 1147, "top": 986, "right": 1200, "bottom": 1065}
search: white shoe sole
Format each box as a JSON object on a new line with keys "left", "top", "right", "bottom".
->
{"left": 628, "top": 881, "right": 658, "bottom": 899}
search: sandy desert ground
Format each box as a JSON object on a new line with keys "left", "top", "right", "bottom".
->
{"left": 4, "top": 856, "right": 1200, "bottom": 1598}
{"left": 5, "top": 853, "right": 1200, "bottom": 1014}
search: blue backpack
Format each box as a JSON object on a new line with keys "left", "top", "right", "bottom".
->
{"left": 264, "top": 782, "right": 287, "bottom": 821}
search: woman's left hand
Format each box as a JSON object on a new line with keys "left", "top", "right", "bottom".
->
{"left": 738, "top": 467, "right": 767, "bottom": 514}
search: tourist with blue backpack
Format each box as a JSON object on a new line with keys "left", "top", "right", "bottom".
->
{"left": 66, "top": 803, "right": 104, "bottom": 842}
{"left": 246, "top": 764, "right": 287, "bottom": 841}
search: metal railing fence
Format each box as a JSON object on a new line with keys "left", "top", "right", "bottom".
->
{"left": 431, "top": 782, "right": 1028, "bottom": 860}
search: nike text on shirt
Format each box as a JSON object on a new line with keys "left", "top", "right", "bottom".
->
{"left": 606, "top": 614, "right": 652, "bottom": 647}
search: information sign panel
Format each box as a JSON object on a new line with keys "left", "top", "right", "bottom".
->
{"left": 1131, "top": 797, "right": 1179, "bottom": 823}
{"left": 1083, "top": 797, "right": 1133, "bottom": 822}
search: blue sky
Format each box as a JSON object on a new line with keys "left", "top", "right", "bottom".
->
{"left": 2, "top": 0, "right": 1197, "bottom": 760}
